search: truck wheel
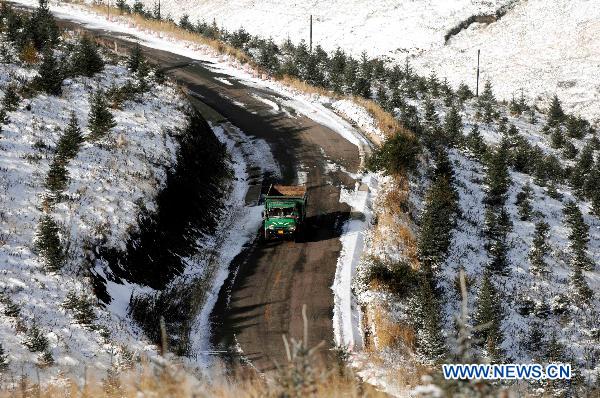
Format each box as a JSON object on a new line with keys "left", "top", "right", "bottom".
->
{"left": 294, "top": 225, "right": 305, "bottom": 243}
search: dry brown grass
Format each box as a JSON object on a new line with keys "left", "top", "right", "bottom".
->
{"left": 0, "top": 358, "right": 389, "bottom": 398}
{"left": 369, "top": 305, "right": 415, "bottom": 351}
{"left": 371, "top": 175, "right": 418, "bottom": 268}
{"left": 354, "top": 97, "right": 412, "bottom": 141}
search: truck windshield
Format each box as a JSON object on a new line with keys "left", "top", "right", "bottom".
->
{"left": 268, "top": 208, "right": 296, "bottom": 218}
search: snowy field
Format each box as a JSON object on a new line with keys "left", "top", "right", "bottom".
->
{"left": 124, "top": 0, "right": 600, "bottom": 123}
{"left": 0, "top": 42, "right": 189, "bottom": 379}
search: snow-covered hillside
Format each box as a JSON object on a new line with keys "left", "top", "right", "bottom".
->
{"left": 0, "top": 32, "right": 188, "bottom": 378}
{"left": 129, "top": 0, "right": 600, "bottom": 123}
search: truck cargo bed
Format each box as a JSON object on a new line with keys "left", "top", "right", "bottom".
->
{"left": 267, "top": 184, "right": 307, "bottom": 197}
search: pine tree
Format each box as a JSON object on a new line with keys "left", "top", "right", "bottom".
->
{"left": 0, "top": 342, "right": 8, "bottom": 371}
{"left": 258, "top": 39, "right": 280, "bottom": 76}
{"left": 528, "top": 106, "right": 537, "bottom": 124}
{"left": 127, "top": 43, "right": 145, "bottom": 73}
{"left": 0, "top": 293, "right": 20, "bottom": 318}
{"left": 563, "top": 201, "right": 593, "bottom": 271}
{"left": 353, "top": 59, "right": 371, "bottom": 98}
{"left": 422, "top": 96, "right": 440, "bottom": 148}
{"left": 45, "top": 158, "right": 68, "bottom": 193}
{"left": 484, "top": 208, "right": 511, "bottom": 276}
{"left": 116, "top": 0, "right": 129, "bottom": 13}
{"left": 0, "top": 108, "right": 6, "bottom": 130}
{"left": 478, "top": 80, "right": 496, "bottom": 123}
{"left": 417, "top": 171, "right": 457, "bottom": 271}
{"left": 427, "top": 72, "right": 440, "bottom": 97}
{"left": 443, "top": 105, "right": 463, "bottom": 147}
{"left": 36, "top": 47, "right": 63, "bottom": 95}
{"left": 550, "top": 126, "right": 565, "bottom": 149}
{"left": 26, "top": 0, "right": 60, "bottom": 51}
{"left": 473, "top": 272, "right": 504, "bottom": 359}
{"left": 562, "top": 141, "right": 578, "bottom": 160}
{"left": 132, "top": 0, "right": 145, "bottom": 15}
{"left": 507, "top": 124, "right": 519, "bottom": 137}
{"left": 35, "top": 214, "right": 64, "bottom": 271}
{"left": 456, "top": 82, "right": 473, "bottom": 103}
{"left": 24, "top": 323, "right": 49, "bottom": 352}
{"left": 515, "top": 183, "right": 533, "bottom": 221}
{"left": 328, "top": 48, "right": 347, "bottom": 94}
{"left": 525, "top": 321, "right": 545, "bottom": 359}
{"left": 375, "top": 85, "right": 388, "bottom": 107}
{"left": 415, "top": 275, "right": 446, "bottom": 363}
{"left": 529, "top": 221, "right": 550, "bottom": 276}
{"left": 571, "top": 266, "right": 593, "bottom": 303}
{"left": 2, "top": 83, "right": 20, "bottom": 111}
{"left": 71, "top": 35, "right": 104, "bottom": 77}
{"left": 88, "top": 90, "right": 116, "bottom": 140}
{"left": 485, "top": 145, "right": 511, "bottom": 207}
{"left": 545, "top": 334, "right": 567, "bottom": 362}
{"left": 56, "top": 112, "right": 84, "bottom": 161}
{"left": 547, "top": 94, "right": 565, "bottom": 127}
{"left": 342, "top": 58, "right": 358, "bottom": 95}
{"left": 466, "top": 124, "right": 487, "bottom": 158}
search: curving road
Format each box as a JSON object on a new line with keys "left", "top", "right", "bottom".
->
{"left": 39, "top": 11, "right": 362, "bottom": 373}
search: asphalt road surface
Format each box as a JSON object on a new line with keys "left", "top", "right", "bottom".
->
{"left": 41, "top": 13, "right": 362, "bottom": 373}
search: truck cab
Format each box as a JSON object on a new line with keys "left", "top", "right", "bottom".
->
{"left": 263, "top": 185, "right": 307, "bottom": 240}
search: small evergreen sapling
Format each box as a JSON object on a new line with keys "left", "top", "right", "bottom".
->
{"left": 529, "top": 221, "right": 550, "bottom": 276}
{"left": 547, "top": 94, "right": 565, "bottom": 127}
{"left": 88, "top": 90, "right": 116, "bottom": 140}
{"left": 56, "top": 112, "right": 83, "bottom": 162}
{"left": 2, "top": 83, "right": 20, "bottom": 111}
{"left": 415, "top": 275, "right": 447, "bottom": 363}
{"left": 45, "top": 158, "right": 68, "bottom": 193}
{"left": 0, "top": 342, "right": 8, "bottom": 371}
{"left": 515, "top": 183, "right": 533, "bottom": 221}
{"left": 571, "top": 266, "right": 593, "bottom": 304}
{"left": 485, "top": 145, "right": 511, "bottom": 207}
{"left": 466, "top": 125, "right": 487, "bottom": 159}
{"left": 473, "top": 272, "right": 504, "bottom": 361}
{"left": 456, "top": 82, "right": 473, "bottom": 103}
{"left": 71, "top": 35, "right": 104, "bottom": 77}
{"left": 563, "top": 201, "right": 593, "bottom": 271}
{"left": 24, "top": 323, "right": 49, "bottom": 352}
{"left": 443, "top": 105, "right": 463, "bottom": 147}
{"left": 0, "top": 295, "right": 20, "bottom": 318}
{"left": 35, "top": 214, "right": 64, "bottom": 271}
{"left": 36, "top": 46, "right": 62, "bottom": 95}
{"left": 550, "top": 126, "right": 565, "bottom": 149}
{"left": 127, "top": 43, "right": 145, "bottom": 73}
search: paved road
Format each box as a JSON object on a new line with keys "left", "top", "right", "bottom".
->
{"left": 48, "top": 15, "right": 362, "bottom": 372}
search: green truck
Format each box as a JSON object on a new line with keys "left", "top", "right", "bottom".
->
{"left": 263, "top": 184, "right": 307, "bottom": 241}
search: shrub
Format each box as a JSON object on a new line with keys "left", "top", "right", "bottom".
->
{"left": 366, "top": 132, "right": 420, "bottom": 176}
{"left": 364, "top": 258, "right": 417, "bottom": 297}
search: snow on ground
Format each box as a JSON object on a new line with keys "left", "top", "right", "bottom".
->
{"left": 0, "top": 50, "right": 186, "bottom": 378}
{"left": 7, "top": 0, "right": 386, "bottom": 370}
{"left": 119, "top": 0, "right": 600, "bottom": 124}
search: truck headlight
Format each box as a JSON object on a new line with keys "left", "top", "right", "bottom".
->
{"left": 289, "top": 226, "right": 296, "bottom": 231}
